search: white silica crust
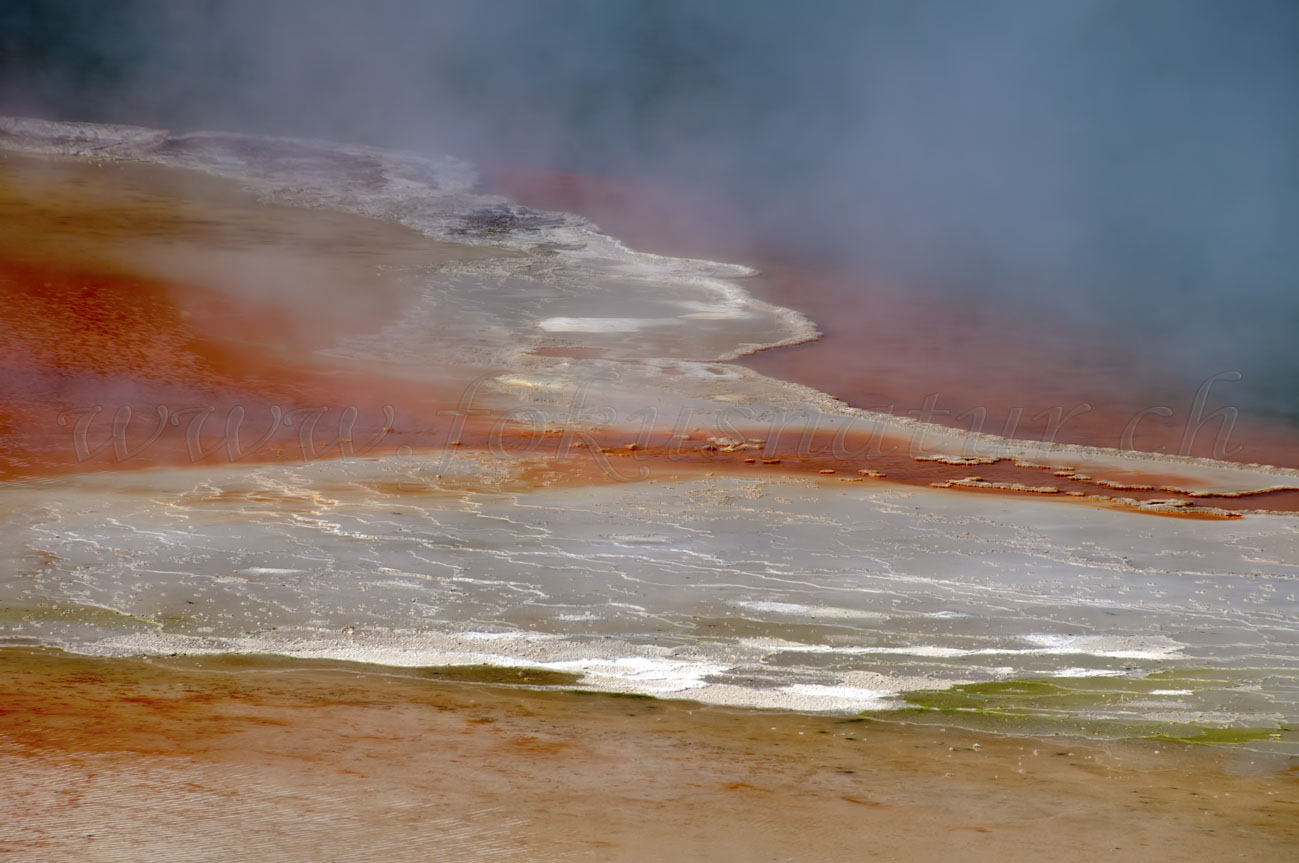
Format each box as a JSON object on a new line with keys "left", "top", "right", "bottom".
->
{"left": 0, "top": 115, "right": 819, "bottom": 372}
{"left": 1, "top": 458, "right": 1296, "bottom": 722}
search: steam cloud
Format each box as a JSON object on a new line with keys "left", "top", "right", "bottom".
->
{"left": 3, "top": 0, "right": 1297, "bottom": 417}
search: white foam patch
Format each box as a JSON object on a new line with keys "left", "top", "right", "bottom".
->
{"left": 608, "top": 534, "right": 673, "bottom": 546}
{"left": 1019, "top": 633, "right": 1184, "bottom": 659}
{"left": 458, "top": 630, "right": 564, "bottom": 642}
{"left": 539, "top": 656, "right": 727, "bottom": 693}
{"left": 779, "top": 684, "right": 892, "bottom": 710}
{"left": 739, "top": 634, "right": 1184, "bottom": 660}
{"left": 491, "top": 374, "right": 580, "bottom": 392}
{"left": 538, "top": 317, "right": 666, "bottom": 333}
{"left": 77, "top": 630, "right": 724, "bottom": 696}
{"left": 733, "top": 601, "right": 814, "bottom": 615}
{"left": 732, "top": 601, "right": 887, "bottom": 620}
{"left": 39, "top": 624, "right": 1215, "bottom": 717}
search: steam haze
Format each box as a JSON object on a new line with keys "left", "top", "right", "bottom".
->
{"left": 3, "top": 0, "right": 1297, "bottom": 417}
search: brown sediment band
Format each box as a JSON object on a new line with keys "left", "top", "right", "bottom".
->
{"left": 1094, "top": 479, "right": 1157, "bottom": 491}
{"left": 388, "top": 424, "right": 1297, "bottom": 518}
{"left": 916, "top": 455, "right": 1006, "bottom": 466}
{"left": 12, "top": 366, "right": 1299, "bottom": 517}
{"left": 1157, "top": 484, "right": 1299, "bottom": 499}
{"left": 2, "top": 646, "right": 1296, "bottom": 862}
{"left": 931, "top": 476, "right": 1063, "bottom": 494}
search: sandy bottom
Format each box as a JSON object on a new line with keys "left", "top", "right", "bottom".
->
{"left": 2, "top": 647, "right": 1296, "bottom": 863}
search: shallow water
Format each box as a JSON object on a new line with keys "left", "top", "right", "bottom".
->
{"left": 2, "top": 117, "right": 1298, "bottom": 752}
{"left": 2, "top": 456, "right": 1297, "bottom": 748}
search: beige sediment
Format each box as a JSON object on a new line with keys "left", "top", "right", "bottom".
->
{"left": 2, "top": 647, "right": 1295, "bottom": 863}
